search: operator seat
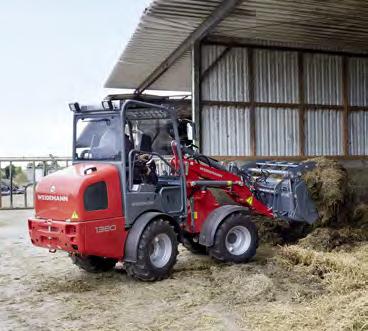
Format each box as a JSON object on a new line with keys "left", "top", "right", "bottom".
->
{"left": 140, "top": 134, "right": 152, "bottom": 153}
{"left": 91, "top": 123, "right": 133, "bottom": 160}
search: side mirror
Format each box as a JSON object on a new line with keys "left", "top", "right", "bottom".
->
{"left": 178, "top": 119, "right": 197, "bottom": 144}
{"left": 186, "top": 121, "right": 197, "bottom": 142}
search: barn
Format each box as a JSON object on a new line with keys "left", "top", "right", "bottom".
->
{"left": 105, "top": 0, "right": 368, "bottom": 161}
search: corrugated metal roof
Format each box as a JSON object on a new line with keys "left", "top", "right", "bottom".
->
{"left": 106, "top": 0, "right": 368, "bottom": 91}
{"left": 105, "top": 0, "right": 217, "bottom": 90}
{"left": 214, "top": 0, "right": 368, "bottom": 50}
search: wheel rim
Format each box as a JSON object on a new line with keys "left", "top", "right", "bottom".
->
{"left": 225, "top": 225, "right": 251, "bottom": 256}
{"left": 149, "top": 233, "right": 172, "bottom": 268}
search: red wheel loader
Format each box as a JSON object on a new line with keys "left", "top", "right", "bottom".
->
{"left": 28, "top": 100, "right": 318, "bottom": 281}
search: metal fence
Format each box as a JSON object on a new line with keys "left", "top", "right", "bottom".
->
{"left": 0, "top": 157, "right": 71, "bottom": 210}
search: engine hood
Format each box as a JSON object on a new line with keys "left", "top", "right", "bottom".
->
{"left": 34, "top": 163, "right": 123, "bottom": 221}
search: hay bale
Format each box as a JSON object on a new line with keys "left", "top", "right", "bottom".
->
{"left": 209, "top": 158, "right": 365, "bottom": 249}
{"left": 296, "top": 160, "right": 368, "bottom": 250}
{"left": 303, "top": 157, "right": 349, "bottom": 226}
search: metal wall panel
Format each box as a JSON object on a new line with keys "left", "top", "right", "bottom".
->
{"left": 201, "top": 45, "right": 249, "bottom": 102}
{"left": 304, "top": 54, "right": 343, "bottom": 105}
{"left": 255, "top": 108, "right": 299, "bottom": 156}
{"left": 349, "top": 111, "right": 368, "bottom": 155}
{"left": 202, "top": 105, "right": 251, "bottom": 156}
{"left": 254, "top": 49, "right": 299, "bottom": 103}
{"left": 305, "top": 110, "right": 343, "bottom": 155}
{"left": 349, "top": 57, "right": 368, "bottom": 106}
{"left": 201, "top": 46, "right": 366, "bottom": 157}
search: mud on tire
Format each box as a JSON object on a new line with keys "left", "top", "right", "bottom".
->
{"left": 125, "top": 219, "right": 178, "bottom": 281}
{"left": 208, "top": 213, "right": 258, "bottom": 263}
{"left": 70, "top": 255, "right": 117, "bottom": 273}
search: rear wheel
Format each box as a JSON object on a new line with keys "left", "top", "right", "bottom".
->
{"left": 208, "top": 213, "right": 258, "bottom": 263}
{"left": 70, "top": 255, "right": 117, "bottom": 273}
{"left": 125, "top": 219, "right": 178, "bottom": 281}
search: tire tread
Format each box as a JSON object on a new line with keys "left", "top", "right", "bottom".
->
{"left": 125, "top": 219, "right": 178, "bottom": 281}
{"left": 208, "top": 213, "right": 258, "bottom": 263}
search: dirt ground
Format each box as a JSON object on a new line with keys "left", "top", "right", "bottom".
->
{"left": 0, "top": 210, "right": 367, "bottom": 331}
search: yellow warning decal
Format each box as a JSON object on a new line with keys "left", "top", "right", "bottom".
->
{"left": 193, "top": 212, "right": 198, "bottom": 220}
{"left": 246, "top": 196, "right": 254, "bottom": 206}
{"left": 71, "top": 211, "right": 79, "bottom": 219}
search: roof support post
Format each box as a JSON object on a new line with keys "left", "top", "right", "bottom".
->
{"left": 135, "top": 0, "right": 242, "bottom": 95}
{"left": 192, "top": 41, "right": 202, "bottom": 148}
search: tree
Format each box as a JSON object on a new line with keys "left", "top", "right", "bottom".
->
{"left": 4, "top": 165, "right": 17, "bottom": 179}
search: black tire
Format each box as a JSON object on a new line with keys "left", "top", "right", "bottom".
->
{"left": 70, "top": 255, "right": 117, "bottom": 273}
{"left": 182, "top": 235, "right": 207, "bottom": 255}
{"left": 125, "top": 219, "right": 178, "bottom": 281}
{"left": 208, "top": 213, "right": 258, "bottom": 263}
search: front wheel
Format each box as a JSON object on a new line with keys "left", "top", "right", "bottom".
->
{"left": 125, "top": 219, "right": 178, "bottom": 281}
{"left": 70, "top": 255, "right": 117, "bottom": 273}
{"left": 208, "top": 213, "right": 258, "bottom": 263}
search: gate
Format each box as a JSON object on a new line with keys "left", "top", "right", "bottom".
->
{"left": 0, "top": 157, "right": 71, "bottom": 210}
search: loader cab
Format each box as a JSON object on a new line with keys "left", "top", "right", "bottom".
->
{"left": 71, "top": 100, "right": 187, "bottom": 226}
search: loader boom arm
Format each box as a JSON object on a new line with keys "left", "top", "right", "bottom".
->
{"left": 183, "top": 157, "right": 273, "bottom": 218}
{"left": 173, "top": 145, "right": 318, "bottom": 225}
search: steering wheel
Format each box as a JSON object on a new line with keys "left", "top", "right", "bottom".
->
{"left": 135, "top": 153, "right": 153, "bottom": 164}
{"left": 133, "top": 152, "right": 158, "bottom": 185}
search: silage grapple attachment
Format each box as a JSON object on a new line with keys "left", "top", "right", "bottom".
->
{"left": 240, "top": 161, "right": 319, "bottom": 224}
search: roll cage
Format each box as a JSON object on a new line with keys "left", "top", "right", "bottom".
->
{"left": 71, "top": 100, "right": 188, "bottom": 225}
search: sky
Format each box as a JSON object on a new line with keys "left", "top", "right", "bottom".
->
{"left": 0, "top": 0, "right": 152, "bottom": 156}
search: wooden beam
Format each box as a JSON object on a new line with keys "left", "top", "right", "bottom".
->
{"left": 201, "top": 47, "right": 232, "bottom": 81}
{"left": 248, "top": 48, "right": 256, "bottom": 156}
{"left": 135, "top": 0, "right": 242, "bottom": 95}
{"left": 203, "top": 37, "right": 368, "bottom": 59}
{"left": 201, "top": 100, "right": 355, "bottom": 111}
{"left": 342, "top": 56, "right": 350, "bottom": 156}
{"left": 298, "top": 52, "right": 306, "bottom": 156}
{"left": 211, "top": 155, "right": 368, "bottom": 162}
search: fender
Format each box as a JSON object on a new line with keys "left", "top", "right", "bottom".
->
{"left": 124, "top": 211, "right": 171, "bottom": 263}
{"left": 199, "top": 205, "right": 249, "bottom": 247}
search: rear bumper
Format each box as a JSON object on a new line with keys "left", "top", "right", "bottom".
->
{"left": 28, "top": 217, "right": 127, "bottom": 259}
